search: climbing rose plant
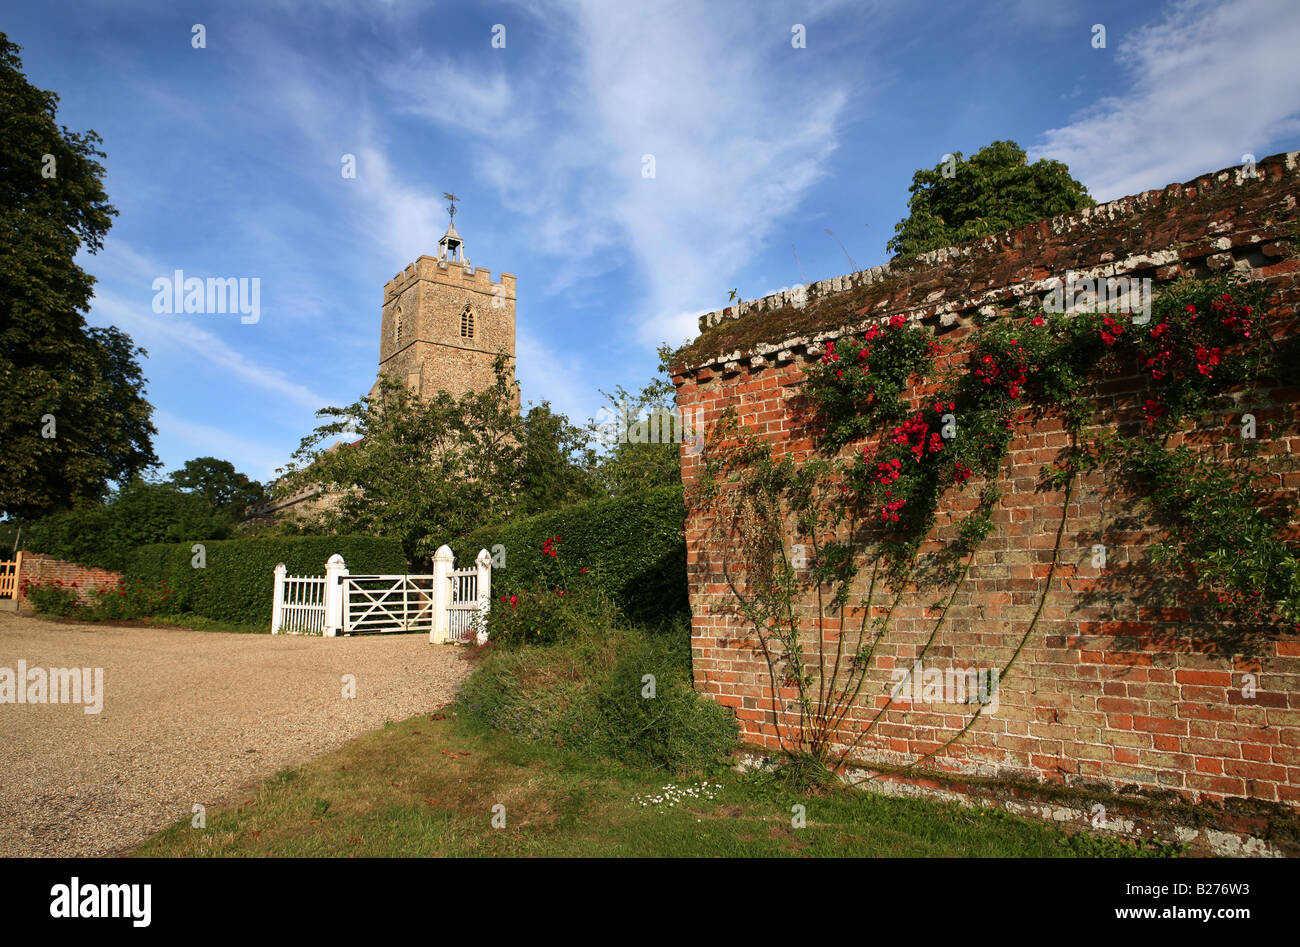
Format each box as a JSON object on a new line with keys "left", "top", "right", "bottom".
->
{"left": 690, "top": 273, "right": 1298, "bottom": 772}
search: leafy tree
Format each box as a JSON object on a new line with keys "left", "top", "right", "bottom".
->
{"left": 280, "top": 357, "right": 527, "bottom": 563}
{"left": 21, "top": 479, "right": 230, "bottom": 571}
{"left": 169, "top": 457, "right": 265, "bottom": 520}
{"left": 100, "top": 479, "right": 229, "bottom": 557}
{"left": 590, "top": 344, "right": 684, "bottom": 497}
{"left": 887, "top": 140, "right": 1094, "bottom": 259}
{"left": 516, "top": 404, "right": 599, "bottom": 517}
{"left": 0, "top": 33, "right": 157, "bottom": 518}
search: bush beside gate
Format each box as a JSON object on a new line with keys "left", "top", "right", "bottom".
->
{"left": 455, "top": 486, "right": 689, "bottom": 626}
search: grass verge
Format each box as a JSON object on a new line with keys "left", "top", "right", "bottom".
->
{"left": 143, "top": 614, "right": 268, "bottom": 634}
{"left": 134, "top": 711, "right": 1181, "bottom": 857}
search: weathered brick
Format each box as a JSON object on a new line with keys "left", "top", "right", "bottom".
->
{"left": 680, "top": 152, "right": 1300, "bottom": 811}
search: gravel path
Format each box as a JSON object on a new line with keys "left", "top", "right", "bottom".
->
{"left": 0, "top": 612, "right": 471, "bottom": 857}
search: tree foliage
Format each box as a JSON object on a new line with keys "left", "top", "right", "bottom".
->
{"left": 516, "top": 403, "right": 600, "bottom": 517}
{"left": 0, "top": 33, "right": 157, "bottom": 518}
{"left": 887, "top": 140, "right": 1094, "bottom": 260}
{"left": 280, "top": 356, "right": 597, "bottom": 562}
{"left": 169, "top": 456, "right": 266, "bottom": 520}
{"left": 277, "top": 343, "right": 691, "bottom": 557}
{"left": 21, "top": 478, "right": 231, "bottom": 571}
{"left": 590, "top": 344, "right": 684, "bottom": 497}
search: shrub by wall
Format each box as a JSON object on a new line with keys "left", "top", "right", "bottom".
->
{"left": 14, "top": 553, "right": 123, "bottom": 606}
{"left": 456, "top": 624, "right": 738, "bottom": 773}
{"left": 456, "top": 486, "right": 688, "bottom": 626}
{"left": 125, "top": 535, "right": 407, "bottom": 628}
{"left": 19, "top": 483, "right": 230, "bottom": 572}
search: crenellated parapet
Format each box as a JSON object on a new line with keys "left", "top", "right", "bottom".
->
{"left": 383, "top": 254, "right": 517, "bottom": 304}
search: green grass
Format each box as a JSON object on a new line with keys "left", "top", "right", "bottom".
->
{"left": 142, "top": 614, "right": 268, "bottom": 634}
{"left": 26, "top": 611, "right": 268, "bottom": 635}
{"left": 134, "top": 712, "right": 1182, "bottom": 857}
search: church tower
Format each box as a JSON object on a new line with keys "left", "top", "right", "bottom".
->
{"left": 376, "top": 198, "right": 517, "bottom": 404}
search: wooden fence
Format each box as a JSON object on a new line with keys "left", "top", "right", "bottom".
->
{"left": 0, "top": 551, "right": 22, "bottom": 600}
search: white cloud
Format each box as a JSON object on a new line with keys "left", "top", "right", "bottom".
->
{"left": 233, "top": 0, "right": 856, "bottom": 361}
{"left": 564, "top": 0, "right": 850, "bottom": 347}
{"left": 380, "top": 58, "right": 514, "bottom": 139}
{"left": 394, "top": 0, "right": 857, "bottom": 351}
{"left": 515, "top": 326, "right": 597, "bottom": 424}
{"left": 89, "top": 283, "right": 331, "bottom": 415}
{"left": 1033, "top": 0, "right": 1300, "bottom": 200}
{"left": 350, "top": 145, "right": 443, "bottom": 267}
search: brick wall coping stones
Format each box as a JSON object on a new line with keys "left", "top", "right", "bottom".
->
{"left": 673, "top": 151, "right": 1299, "bottom": 379}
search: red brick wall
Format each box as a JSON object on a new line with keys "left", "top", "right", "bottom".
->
{"left": 17, "top": 554, "right": 123, "bottom": 606}
{"left": 674, "top": 153, "right": 1300, "bottom": 808}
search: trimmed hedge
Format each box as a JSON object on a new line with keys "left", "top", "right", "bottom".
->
{"left": 124, "top": 535, "right": 408, "bottom": 628}
{"left": 456, "top": 486, "right": 688, "bottom": 625}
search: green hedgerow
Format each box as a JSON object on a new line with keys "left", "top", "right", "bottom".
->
{"left": 456, "top": 486, "right": 687, "bottom": 627}
{"left": 125, "top": 534, "right": 407, "bottom": 627}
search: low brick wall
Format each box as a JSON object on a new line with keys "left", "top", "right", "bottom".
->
{"left": 16, "top": 554, "right": 123, "bottom": 607}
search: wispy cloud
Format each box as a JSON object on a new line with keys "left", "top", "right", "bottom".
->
{"left": 372, "top": 0, "right": 855, "bottom": 356}
{"left": 88, "top": 264, "right": 331, "bottom": 416}
{"left": 1033, "top": 0, "right": 1300, "bottom": 199}
{"left": 515, "top": 326, "right": 595, "bottom": 425}
{"left": 381, "top": 57, "right": 514, "bottom": 139}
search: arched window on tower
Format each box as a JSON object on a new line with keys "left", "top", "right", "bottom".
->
{"left": 393, "top": 305, "right": 404, "bottom": 346}
{"left": 460, "top": 304, "right": 475, "bottom": 339}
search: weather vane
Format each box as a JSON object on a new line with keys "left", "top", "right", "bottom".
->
{"left": 443, "top": 192, "right": 460, "bottom": 223}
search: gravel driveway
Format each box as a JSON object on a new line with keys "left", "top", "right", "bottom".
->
{"left": 0, "top": 612, "right": 471, "bottom": 857}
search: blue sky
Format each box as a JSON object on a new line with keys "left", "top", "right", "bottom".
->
{"left": 7, "top": 0, "right": 1300, "bottom": 484}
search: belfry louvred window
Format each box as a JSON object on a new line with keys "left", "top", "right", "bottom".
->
{"left": 461, "top": 305, "right": 475, "bottom": 339}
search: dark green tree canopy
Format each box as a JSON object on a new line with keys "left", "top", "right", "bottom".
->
{"left": 19, "top": 478, "right": 231, "bottom": 571}
{"left": 0, "top": 33, "right": 157, "bottom": 518}
{"left": 169, "top": 457, "right": 266, "bottom": 519}
{"left": 887, "top": 140, "right": 1095, "bottom": 259}
{"left": 517, "top": 403, "right": 599, "bottom": 517}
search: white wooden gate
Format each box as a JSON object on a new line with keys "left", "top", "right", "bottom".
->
{"left": 341, "top": 574, "right": 437, "bottom": 634}
{"left": 271, "top": 545, "right": 491, "bottom": 643}
{"left": 446, "top": 568, "right": 480, "bottom": 643}
{"left": 271, "top": 567, "right": 326, "bottom": 634}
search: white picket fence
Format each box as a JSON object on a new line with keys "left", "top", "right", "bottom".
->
{"left": 271, "top": 545, "right": 491, "bottom": 643}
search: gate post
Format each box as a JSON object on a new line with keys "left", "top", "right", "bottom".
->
{"left": 475, "top": 548, "right": 492, "bottom": 645}
{"left": 431, "top": 545, "right": 453, "bottom": 644}
{"left": 324, "top": 554, "right": 348, "bottom": 637}
{"left": 271, "top": 563, "right": 287, "bottom": 634}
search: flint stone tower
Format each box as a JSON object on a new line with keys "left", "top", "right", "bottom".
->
{"left": 375, "top": 215, "right": 516, "bottom": 403}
